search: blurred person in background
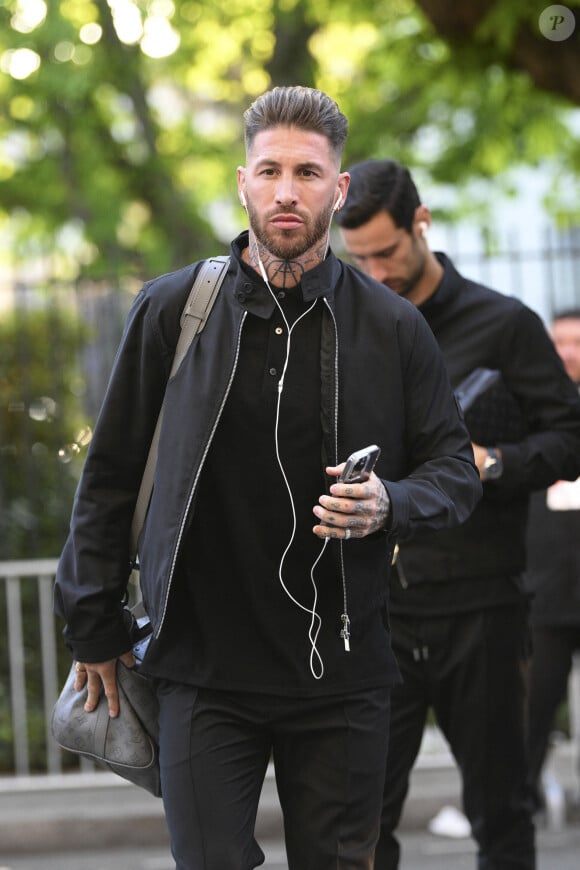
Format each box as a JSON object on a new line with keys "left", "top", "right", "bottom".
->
{"left": 525, "top": 308, "right": 580, "bottom": 816}
{"left": 335, "top": 159, "right": 580, "bottom": 870}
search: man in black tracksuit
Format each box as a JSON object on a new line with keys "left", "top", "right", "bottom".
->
{"left": 336, "top": 159, "right": 580, "bottom": 870}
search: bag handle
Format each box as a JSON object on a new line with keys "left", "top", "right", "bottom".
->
{"left": 130, "top": 256, "right": 230, "bottom": 559}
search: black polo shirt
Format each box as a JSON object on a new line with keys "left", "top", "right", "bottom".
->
{"left": 146, "top": 266, "right": 349, "bottom": 695}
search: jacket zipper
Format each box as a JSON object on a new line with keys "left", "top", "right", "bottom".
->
{"left": 323, "top": 299, "right": 351, "bottom": 652}
{"left": 155, "top": 311, "right": 247, "bottom": 638}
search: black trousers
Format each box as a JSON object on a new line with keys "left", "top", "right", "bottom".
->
{"left": 527, "top": 623, "right": 580, "bottom": 807}
{"left": 156, "top": 681, "right": 391, "bottom": 870}
{"left": 374, "top": 604, "right": 536, "bottom": 870}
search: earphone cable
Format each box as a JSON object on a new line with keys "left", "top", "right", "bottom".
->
{"left": 259, "top": 256, "right": 326, "bottom": 679}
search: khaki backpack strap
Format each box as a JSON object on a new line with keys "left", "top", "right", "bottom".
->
{"left": 175, "top": 255, "right": 230, "bottom": 370}
{"left": 130, "top": 256, "right": 230, "bottom": 559}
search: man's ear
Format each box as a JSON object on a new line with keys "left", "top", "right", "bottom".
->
{"left": 413, "top": 206, "right": 431, "bottom": 237}
{"left": 237, "top": 166, "right": 247, "bottom": 209}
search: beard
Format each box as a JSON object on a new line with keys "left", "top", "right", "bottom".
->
{"left": 248, "top": 199, "right": 334, "bottom": 261}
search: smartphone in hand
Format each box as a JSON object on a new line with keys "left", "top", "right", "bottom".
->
{"left": 339, "top": 445, "right": 381, "bottom": 484}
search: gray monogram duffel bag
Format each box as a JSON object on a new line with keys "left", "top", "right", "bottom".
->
{"left": 51, "top": 623, "right": 160, "bottom": 797}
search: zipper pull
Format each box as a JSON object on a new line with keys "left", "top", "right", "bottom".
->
{"left": 395, "top": 546, "right": 408, "bottom": 589}
{"left": 340, "top": 614, "right": 351, "bottom": 652}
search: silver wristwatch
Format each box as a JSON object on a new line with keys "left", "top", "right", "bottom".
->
{"left": 482, "top": 447, "right": 503, "bottom": 481}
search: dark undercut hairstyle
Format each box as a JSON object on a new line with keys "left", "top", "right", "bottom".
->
{"left": 243, "top": 86, "right": 348, "bottom": 164}
{"left": 334, "top": 159, "right": 421, "bottom": 233}
{"left": 553, "top": 308, "right": 580, "bottom": 322}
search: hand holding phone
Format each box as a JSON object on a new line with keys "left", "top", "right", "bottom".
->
{"left": 339, "top": 445, "right": 381, "bottom": 484}
{"left": 313, "top": 444, "right": 387, "bottom": 545}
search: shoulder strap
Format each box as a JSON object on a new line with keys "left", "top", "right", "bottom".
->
{"left": 174, "top": 256, "right": 230, "bottom": 372}
{"left": 130, "top": 256, "right": 230, "bottom": 559}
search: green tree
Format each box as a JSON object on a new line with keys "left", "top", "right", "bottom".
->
{"left": 0, "top": 0, "right": 578, "bottom": 278}
{"left": 415, "top": 0, "right": 580, "bottom": 105}
{"left": 0, "top": 302, "right": 88, "bottom": 557}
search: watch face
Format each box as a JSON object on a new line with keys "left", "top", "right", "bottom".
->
{"left": 483, "top": 450, "right": 503, "bottom": 480}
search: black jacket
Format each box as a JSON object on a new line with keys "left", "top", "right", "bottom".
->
{"left": 54, "top": 236, "right": 481, "bottom": 672}
{"left": 392, "top": 254, "right": 580, "bottom": 615}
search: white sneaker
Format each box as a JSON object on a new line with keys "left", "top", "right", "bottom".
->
{"left": 428, "top": 805, "right": 471, "bottom": 838}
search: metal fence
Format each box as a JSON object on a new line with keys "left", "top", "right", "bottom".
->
{"left": 1, "top": 559, "right": 62, "bottom": 776}
{"left": 0, "top": 559, "right": 143, "bottom": 780}
{"left": 2, "top": 558, "right": 580, "bottom": 786}
{"left": 433, "top": 223, "right": 580, "bottom": 321}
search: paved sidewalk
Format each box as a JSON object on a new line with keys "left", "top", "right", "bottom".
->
{"left": 0, "top": 728, "right": 577, "bottom": 855}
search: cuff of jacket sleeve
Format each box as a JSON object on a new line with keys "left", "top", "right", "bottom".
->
{"left": 65, "top": 624, "right": 133, "bottom": 664}
{"left": 493, "top": 442, "right": 521, "bottom": 490}
{"left": 380, "top": 479, "right": 408, "bottom": 538}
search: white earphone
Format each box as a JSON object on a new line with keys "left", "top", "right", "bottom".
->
{"left": 418, "top": 220, "right": 428, "bottom": 236}
{"left": 334, "top": 192, "right": 343, "bottom": 211}
{"left": 240, "top": 191, "right": 247, "bottom": 209}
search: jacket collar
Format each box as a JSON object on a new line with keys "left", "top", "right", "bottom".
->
{"left": 418, "top": 252, "right": 464, "bottom": 315}
{"left": 229, "top": 231, "right": 342, "bottom": 317}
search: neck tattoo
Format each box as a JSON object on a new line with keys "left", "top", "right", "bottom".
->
{"left": 248, "top": 238, "right": 326, "bottom": 288}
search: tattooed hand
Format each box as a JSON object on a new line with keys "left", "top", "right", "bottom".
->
{"left": 313, "top": 466, "right": 391, "bottom": 541}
